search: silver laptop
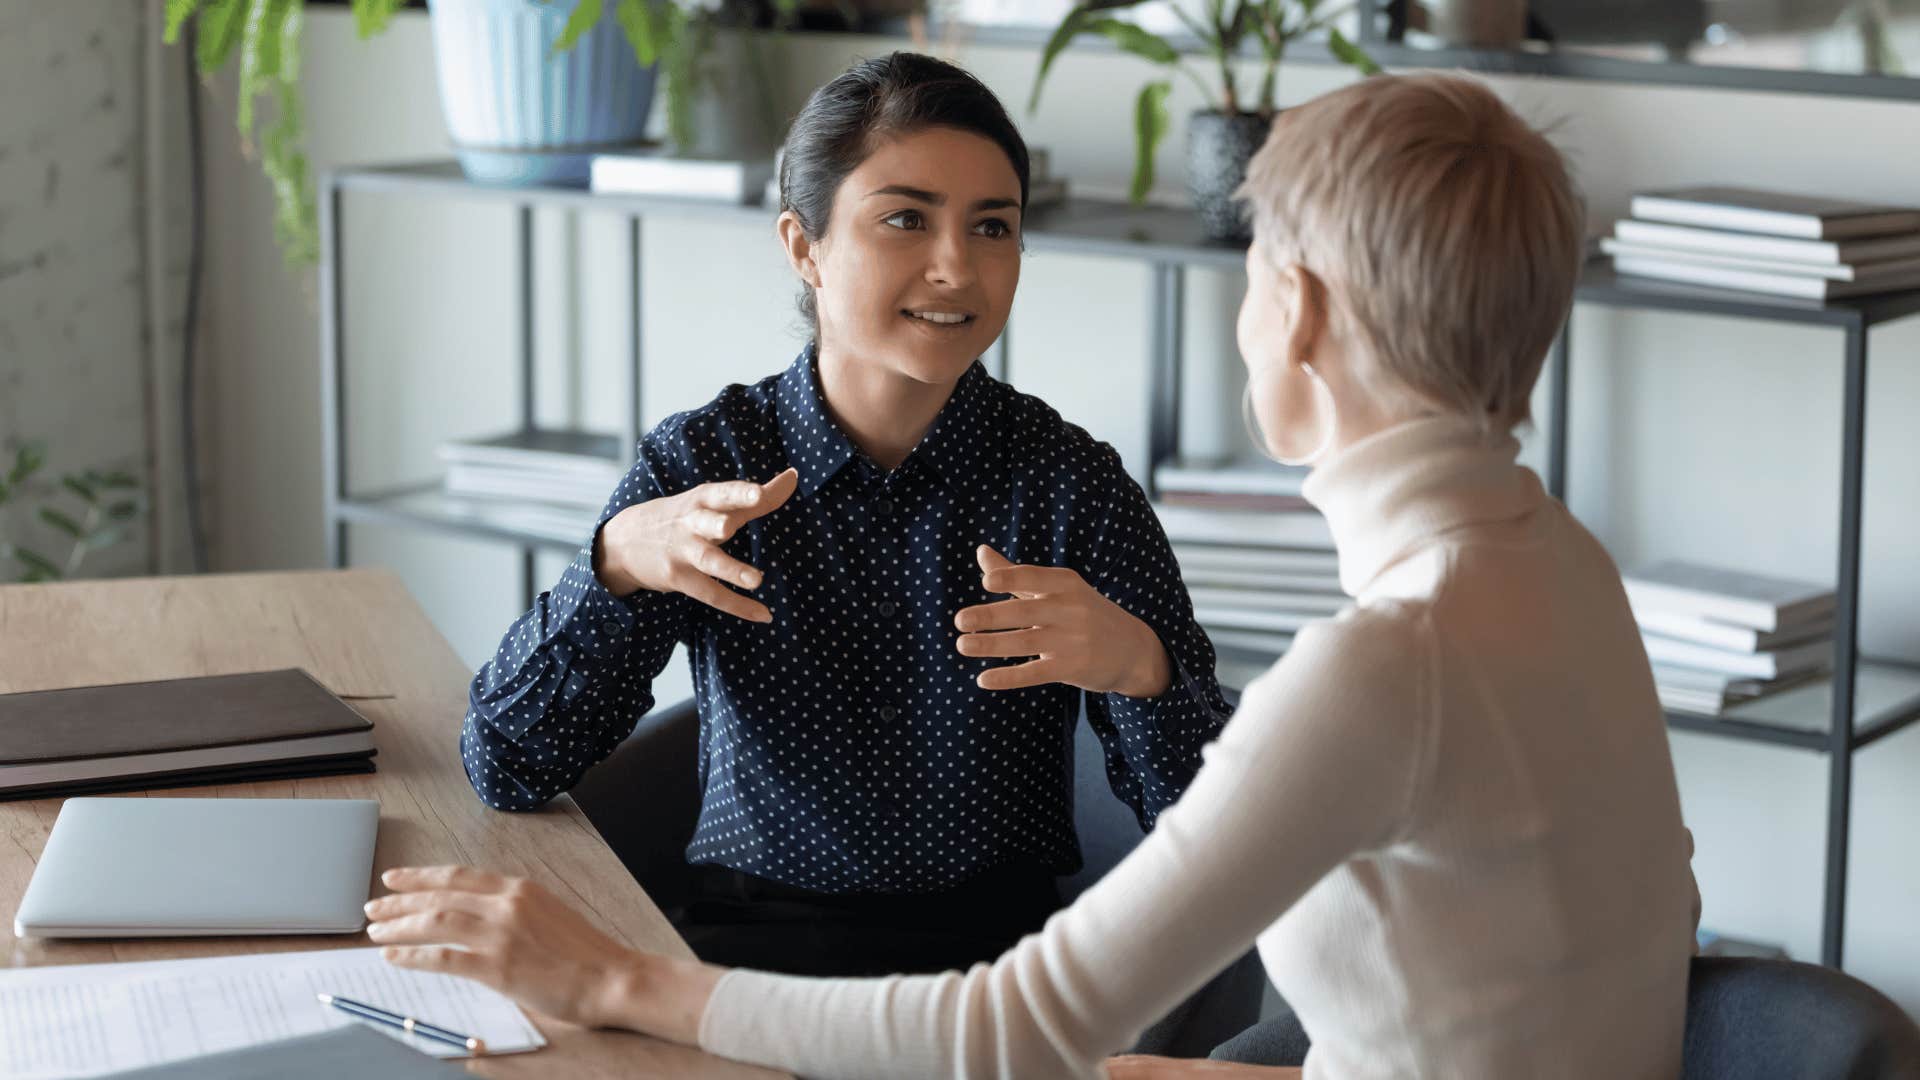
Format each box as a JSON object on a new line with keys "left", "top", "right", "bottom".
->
{"left": 15, "top": 797, "right": 380, "bottom": 938}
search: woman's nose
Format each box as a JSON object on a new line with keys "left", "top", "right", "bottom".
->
{"left": 925, "top": 227, "right": 977, "bottom": 289}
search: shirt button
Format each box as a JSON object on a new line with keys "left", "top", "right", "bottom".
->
{"left": 877, "top": 600, "right": 897, "bottom": 616}
{"left": 600, "top": 619, "right": 623, "bottom": 637}
{"left": 875, "top": 499, "right": 895, "bottom": 515}
{"left": 879, "top": 706, "right": 899, "bottom": 721}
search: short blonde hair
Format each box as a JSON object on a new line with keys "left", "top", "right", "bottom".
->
{"left": 1236, "top": 73, "right": 1585, "bottom": 430}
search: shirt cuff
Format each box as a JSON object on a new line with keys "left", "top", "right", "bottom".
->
{"left": 545, "top": 536, "right": 656, "bottom": 661}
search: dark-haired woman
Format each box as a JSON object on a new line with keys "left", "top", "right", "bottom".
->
{"left": 455, "top": 51, "right": 1230, "bottom": 980}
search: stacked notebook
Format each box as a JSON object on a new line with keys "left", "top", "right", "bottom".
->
{"left": 1603, "top": 186, "right": 1920, "bottom": 300}
{"left": 1623, "top": 561, "right": 1836, "bottom": 717}
{"left": 0, "top": 669, "right": 377, "bottom": 800}
{"left": 1154, "top": 500, "right": 1342, "bottom": 689}
{"left": 438, "top": 428, "right": 625, "bottom": 512}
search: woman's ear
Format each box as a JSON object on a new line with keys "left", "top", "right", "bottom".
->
{"left": 1279, "top": 263, "right": 1328, "bottom": 372}
{"left": 777, "top": 211, "right": 821, "bottom": 288}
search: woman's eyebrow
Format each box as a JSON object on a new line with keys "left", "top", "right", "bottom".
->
{"left": 868, "top": 184, "right": 1022, "bottom": 212}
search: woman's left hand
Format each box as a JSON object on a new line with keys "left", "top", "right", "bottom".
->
{"left": 955, "top": 545, "right": 1172, "bottom": 698}
{"left": 368, "top": 866, "right": 720, "bottom": 1045}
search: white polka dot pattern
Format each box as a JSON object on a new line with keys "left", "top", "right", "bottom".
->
{"left": 459, "top": 345, "right": 1231, "bottom": 894}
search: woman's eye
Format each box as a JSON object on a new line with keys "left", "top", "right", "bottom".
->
{"left": 882, "top": 210, "right": 924, "bottom": 230}
{"left": 973, "top": 218, "right": 1013, "bottom": 239}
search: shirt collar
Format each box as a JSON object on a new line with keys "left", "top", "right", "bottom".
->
{"left": 1301, "top": 413, "right": 1545, "bottom": 597}
{"left": 774, "top": 343, "right": 857, "bottom": 497}
{"left": 774, "top": 342, "right": 1005, "bottom": 496}
{"left": 906, "top": 357, "right": 1004, "bottom": 491}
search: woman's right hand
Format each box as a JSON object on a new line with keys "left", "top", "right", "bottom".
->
{"left": 593, "top": 467, "right": 798, "bottom": 623}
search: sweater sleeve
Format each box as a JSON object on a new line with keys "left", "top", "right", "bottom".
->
{"left": 695, "top": 607, "right": 1436, "bottom": 1080}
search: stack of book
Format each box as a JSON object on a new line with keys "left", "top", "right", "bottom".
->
{"left": 438, "top": 429, "right": 625, "bottom": 534}
{"left": 1602, "top": 186, "right": 1920, "bottom": 301}
{"left": 1154, "top": 495, "right": 1342, "bottom": 689}
{"left": 1153, "top": 455, "right": 1310, "bottom": 511}
{"left": 1623, "top": 560, "right": 1837, "bottom": 717}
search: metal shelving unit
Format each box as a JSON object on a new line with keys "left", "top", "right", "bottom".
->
{"left": 318, "top": 160, "right": 1920, "bottom": 971}
{"left": 1544, "top": 258, "right": 1920, "bottom": 969}
{"left": 318, "top": 160, "right": 1237, "bottom": 609}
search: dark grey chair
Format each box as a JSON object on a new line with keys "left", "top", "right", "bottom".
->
{"left": 1208, "top": 955, "right": 1920, "bottom": 1078}
{"left": 570, "top": 697, "right": 1265, "bottom": 1058}
{"left": 1681, "top": 956, "right": 1920, "bottom": 1080}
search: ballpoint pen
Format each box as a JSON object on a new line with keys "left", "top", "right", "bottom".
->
{"left": 317, "top": 993, "right": 489, "bottom": 1055}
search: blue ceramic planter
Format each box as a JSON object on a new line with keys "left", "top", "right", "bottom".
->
{"left": 427, "top": 0, "right": 658, "bottom": 186}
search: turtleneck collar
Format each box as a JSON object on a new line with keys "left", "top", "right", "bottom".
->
{"left": 1301, "top": 414, "right": 1545, "bottom": 597}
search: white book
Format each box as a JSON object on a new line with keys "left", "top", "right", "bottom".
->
{"left": 443, "top": 466, "right": 615, "bottom": 508}
{"left": 437, "top": 429, "right": 626, "bottom": 476}
{"left": 1634, "top": 609, "right": 1833, "bottom": 654}
{"left": 1154, "top": 457, "right": 1309, "bottom": 496}
{"left": 591, "top": 151, "right": 775, "bottom": 204}
{"left": 1613, "top": 219, "right": 1920, "bottom": 267}
{"left": 1600, "top": 238, "right": 1920, "bottom": 283}
{"left": 1187, "top": 585, "right": 1347, "bottom": 615}
{"left": 1178, "top": 566, "right": 1343, "bottom": 592}
{"left": 1153, "top": 503, "right": 1333, "bottom": 550}
{"left": 1612, "top": 254, "right": 1920, "bottom": 300}
{"left": 1194, "top": 606, "right": 1322, "bottom": 634}
{"left": 1205, "top": 626, "right": 1297, "bottom": 656}
{"left": 1642, "top": 633, "right": 1830, "bottom": 680}
{"left": 1629, "top": 186, "right": 1920, "bottom": 240}
{"left": 1172, "top": 544, "right": 1341, "bottom": 574}
{"left": 1623, "top": 561, "right": 1833, "bottom": 632}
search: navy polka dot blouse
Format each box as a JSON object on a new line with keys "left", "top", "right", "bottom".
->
{"left": 460, "top": 345, "right": 1231, "bottom": 894}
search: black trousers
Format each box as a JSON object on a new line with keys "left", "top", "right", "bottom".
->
{"left": 668, "top": 862, "right": 1062, "bottom": 977}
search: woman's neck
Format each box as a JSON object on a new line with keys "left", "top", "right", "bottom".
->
{"left": 815, "top": 340, "right": 958, "bottom": 470}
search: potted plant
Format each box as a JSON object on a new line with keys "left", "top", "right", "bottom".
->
{"left": 162, "top": 0, "right": 798, "bottom": 267}
{"left": 1029, "top": 0, "right": 1380, "bottom": 242}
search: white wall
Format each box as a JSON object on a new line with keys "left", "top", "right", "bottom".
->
{"left": 194, "top": 9, "right": 1920, "bottom": 1013}
{"left": 0, "top": 4, "right": 161, "bottom": 581}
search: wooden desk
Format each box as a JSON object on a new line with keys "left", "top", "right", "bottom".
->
{"left": 0, "top": 569, "right": 782, "bottom": 1079}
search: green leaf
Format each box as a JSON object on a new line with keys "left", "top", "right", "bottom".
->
{"left": 1030, "top": 9, "right": 1090, "bottom": 113}
{"left": 1084, "top": 18, "right": 1181, "bottom": 66}
{"left": 237, "top": 0, "right": 290, "bottom": 140}
{"left": 661, "top": 4, "right": 704, "bottom": 151}
{"left": 554, "top": 0, "right": 605, "bottom": 56}
{"left": 61, "top": 476, "right": 97, "bottom": 504}
{"left": 107, "top": 500, "right": 142, "bottom": 521}
{"left": 195, "top": 0, "right": 248, "bottom": 74}
{"left": 613, "top": 0, "right": 659, "bottom": 67}
{"left": 1129, "top": 79, "right": 1172, "bottom": 205}
{"left": 11, "top": 443, "right": 46, "bottom": 484}
{"left": 1326, "top": 26, "right": 1382, "bottom": 75}
{"left": 14, "top": 548, "right": 60, "bottom": 580}
{"left": 98, "top": 471, "right": 140, "bottom": 489}
{"left": 351, "top": 0, "right": 406, "bottom": 39}
{"left": 38, "top": 508, "right": 83, "bottom": 538}
{"left": 164, "top": 0, "right": 203, "bottom": 44}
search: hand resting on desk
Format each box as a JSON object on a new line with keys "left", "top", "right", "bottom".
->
{"left": 369, "top": 867, "right": 1295, "bottom": 1079}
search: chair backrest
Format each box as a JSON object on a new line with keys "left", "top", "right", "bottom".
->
{"left": 1684, "top": 956, "right": 1920, "bottom": 1080}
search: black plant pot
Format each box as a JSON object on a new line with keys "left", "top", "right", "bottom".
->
{"left": 1187, "top": 109, "right": 1275, "bottom": 244}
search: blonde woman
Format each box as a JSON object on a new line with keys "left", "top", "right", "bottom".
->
{"left": 370, "top": 72, "right": 1701, "bottom": 1079}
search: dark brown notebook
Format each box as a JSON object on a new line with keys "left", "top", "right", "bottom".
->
{"left": 0, "top": 669, "right": 377, "bottom": 799}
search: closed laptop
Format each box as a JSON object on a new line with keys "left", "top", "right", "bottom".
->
{"left": 14, "top": 797, "right": 380, "bottom": 938}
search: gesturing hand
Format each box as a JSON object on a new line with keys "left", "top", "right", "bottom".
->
{"left": 369, "top": 866, "right": 719, "bottom": 1046}
{"left": 954, "top": 545, "right": 1172, "bottom": 698}
{"left": 594, "top": 467, "right": 798, "bottom": 623}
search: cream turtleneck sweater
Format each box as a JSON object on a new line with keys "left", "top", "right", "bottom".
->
{"left": 695, "top": 415, "right": 1700, "bottom": 1079}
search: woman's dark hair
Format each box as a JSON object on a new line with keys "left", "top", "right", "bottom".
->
{"left": 778, "top": 51, "right": 1031, "bottom": 333}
